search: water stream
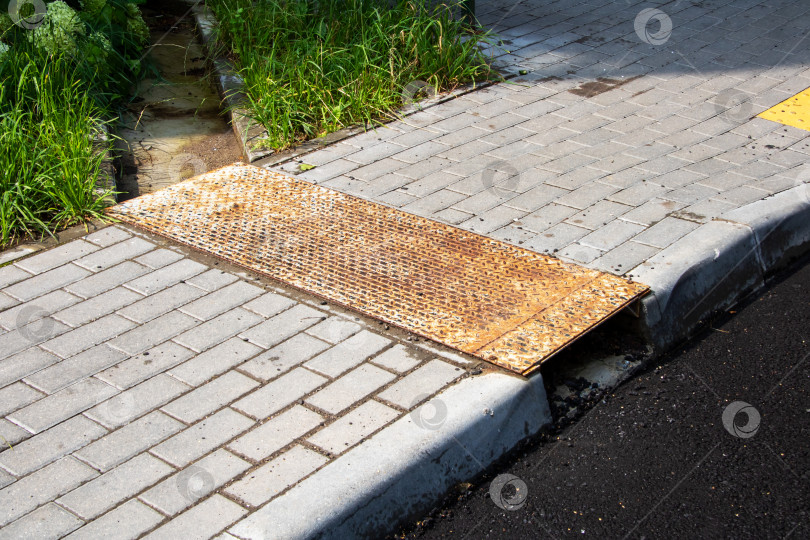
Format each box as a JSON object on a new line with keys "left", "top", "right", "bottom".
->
{"left": 117, "top": 0, "right": 243, "bottom": 201}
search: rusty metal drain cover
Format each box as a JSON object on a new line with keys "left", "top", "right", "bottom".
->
{"left": 107, "top": 164, "right": 648, "bottom": 375}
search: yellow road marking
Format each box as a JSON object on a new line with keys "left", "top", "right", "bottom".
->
{"left": 758, "top": 86, "right": 810, "bottom": 132}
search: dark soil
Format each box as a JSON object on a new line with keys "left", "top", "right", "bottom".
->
{"left": 393, "top": 256, "right": 810, "bottom": 539}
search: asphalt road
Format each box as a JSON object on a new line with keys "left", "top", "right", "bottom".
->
{"left": 394, "top": 256, "right": 810, "bottom": 539}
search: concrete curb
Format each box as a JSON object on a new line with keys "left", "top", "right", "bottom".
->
{"left": 229, "top": 371, "right": 551, "bottom": 539}
{"left": 632, "top": 185, "right": 810, "bottom": 352}
{"left": 189, "top": 4, "right": 274, "bottom": 163}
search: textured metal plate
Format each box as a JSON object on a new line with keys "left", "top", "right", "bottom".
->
{"left": 758, "top": 85, "right": 810, "bottom": 132}
{"left": 107, "top": 164, "right": 649, "bottom": 375}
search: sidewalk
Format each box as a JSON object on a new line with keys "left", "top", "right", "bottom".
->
{"left": 269, "top": 0, "right": 810, "bottom": 349}
{"left": 1, "top": 226, "right": 549, "bottom": 539}
{"left": 1, "top": 0, "right": 810, "bottom": 538}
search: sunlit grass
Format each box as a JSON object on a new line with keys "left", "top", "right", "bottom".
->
{"left": 208, "top": 0, "right": 494, "bottom": 150}
{"left": 0, "top": 45, "right": 113, "bottom": 248}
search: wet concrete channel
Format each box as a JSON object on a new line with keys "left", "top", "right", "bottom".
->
{"left": 116, "top": 0, "right": 243, "bottom": 201}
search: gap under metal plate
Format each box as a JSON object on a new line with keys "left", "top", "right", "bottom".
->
{"left": 107, "top": 164, "right": 649, "bottom": 375}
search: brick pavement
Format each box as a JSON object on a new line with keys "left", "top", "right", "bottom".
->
{"left": 0, "top": 227, "right": 471, "bottom": 538}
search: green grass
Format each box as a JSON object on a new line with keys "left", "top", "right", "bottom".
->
{"left": 0, "top": 45, "right": 112, "bottom": 248}
{"left": 0, "top": 0, "right": 149, "bottom": 249}
{"left": 208, "top": 0, "right": 494, "bottom": 150}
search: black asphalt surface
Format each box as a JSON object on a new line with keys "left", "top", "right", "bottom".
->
{"left": 394, "top": 256, "right": 810, "bottom": 539}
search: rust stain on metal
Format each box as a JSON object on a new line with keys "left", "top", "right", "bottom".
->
{"left": 106, "top": 164, "right": 649, "bottom": 375}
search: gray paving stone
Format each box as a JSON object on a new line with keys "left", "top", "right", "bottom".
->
{"left": 391, "top": 141, "right": 449, "bottom": 164}
{"left": 57, "top": 453, "right": 175, "bottom": 519}
{"left": 168, "top": 337, "right": 263, "bottom": 386}
{"left": 150, "top": 408, "right": 255, "bottom": 467}
{"left": 238, "top": 303, "right": 324, "bottom": 349}
{"left": 307, "top": 400, "right": 400, "bottom": 455}
{"left": 387, "top": 126, "right": 443, "bottom": 149}
{"left": 108, "top": 311, "right": 198, "bottom": 356}
{"left": 0, "top": 502, "right": 83, "bottom": 540}
{"left": 452, "top": 187, "right": 516, "bottom": 215}
{"left": 0, "top": 292, "right": 18, "bottom": 312}
{"left": 401, "top": 189, "right": 467, "bottom": 216}
{"left": 96, "top": 341, "right": 192, "bottom": 390}
{"left": 74, "top": 237, "right": 155, "bottom": 272}
{"left": 175, "top": 308, "right": 263, "bottom": 353}
{"left": 233, "top": 367, "right": 326, "bottom": 420}
{"left": 504, "top": 183, "right": 567, "bottom": 212}
{"left": 0, "top": 315, "right": 69, "bottom": 360}
{"left": 66, "top": 261, "right": 151, "bottom": 299}
{"left": 41, "top": 314, "right": 135, "bottom": 359}
{"left": 74, "top": 411, "right": 184, "bottom": 472}
{"left": 239, "top": 334, "right": 331, "bottom": 382}
{"left": 24, "top": 344, "right": 127, "bottom": 394}
{"left": 142, "top": 494, "right": 246, "bottom": 540}
{"left": 350, "top": 159, "right": 408, "bottom": 182}
{"left": 0, "top": 347, "right": 59, "bottom": 389}
{"left": 162, "top": 371, "right": 259, "bottom": 424}
{"left": 0, "top": 290, "right": 80, "bottom": 331}
{"left": 524, "top": 221, "right": 591, "bottom": 253}
{"left": 346, "top": 142, "right": 408, "bottom": 165}
{"left": 712, "top": 185, "right": 771, "bottom": 206}
{"left": 139, "top": 449, "right": 251, "bottom": 517}
{"left": 579, "top": 219, "right": 646, "bottom": 252}
{"left": 304, "top": 330, "right": 392, "bottom": 378}
{"left": 554, "top": 181, "right": 619, "bottom": 210}
{"left": 179, "top": 281, "right": 264, "bottom": 321}
{"left": 0, "top": 419, "right": 31, "bottom": 449}
{"left": 631, "top": 217, "right": 701, "bottom": 249}
{"left": 558, "top": 243, "right": 604, "bottom": 264}
{"left": 0, "top": 265, "right": 32, "bottom": 289}
{"left": 15, "top": 240, "right": 98, "bottom": 274}
{"left": 564, "top": 200, "right": 632, "bottom": 230}
{"left": 227, "top": 405, "right": 323, "bottom": 462}
{"left": 438, "top": 139, "right": 498, "bottom": 162}
{"left": 296, "top": 159, "right": 362, "bottom": 183}
{"left": 225, "top": 445, "right": 327, "bottom": 507}
{"left": 490, "top": 224, "right": 536, "bottom": 246}
{"left": 241, "top": 291, "right": 295, "bottom": 318}
{"left": 607, "top": 181, "right": 671, "bottom": 206}
{"left": 86, "top": 374, "right": 191, "bottom": 429}
{"left": 461, "top": 205, "right": 526, "bottom": 235}
{"left": 0, "top": 415, "right": 106, "bottom": 477}
{"left": 0, "top": 246, "right": 39, "bottom": 266}
{"left": 0, "top": 457, "right": 97, "bottom": 527}
{"left": 0, "top": 382, "right": 43, "bottom": 416}
{"left": 305, "top": 316, "right": 362, "bottom": 344}
{"left": 370, "top": 344, "right": 421, "bottom": 373}
{"left": 8, "top": 378, "right": 118, "bottom": 434}
{"left": 375, "top": 189, "right": 417, "bottom": 208}
{"left": 673, "top": 198, "right": 737, "bottom": 223}
{"left": 184, "top": 269, "right": 239, "bottom": 292}
{"left": 134, "top": 248, "right": 185, "bottom": 270}
{"left": 84, "top": 226, "right": 132, "bottom": 248}
{"left": 63, "top": 499, "right": 164, "bottom": 540}
{"left": 115, "top": 282, "right": 205, "bottom": 324}
{"left": 377, "top": 360, "right": 462, "bottom": 409}
{"left": 433, "top": 207, "right": 474, "bottom": 225}
{"left": 306, "top": 364, "right": 395, "bottom": 415}
{"left": 125, "top": 259, "right": 207, "bottom": 295}
{"left": 519, "top": 203, "right": 578, "bottom": 233}
{"left": 53, "top": 287, "right": 143, "bottom": 327}
{"left": 4, "top": 264, "right": 90, "bottom": 302}
{"left": 660, "top": 182, "right": 722, "bottom": 205}
{"left": 590, "top": 239, "right": 661, "bottom": 275}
